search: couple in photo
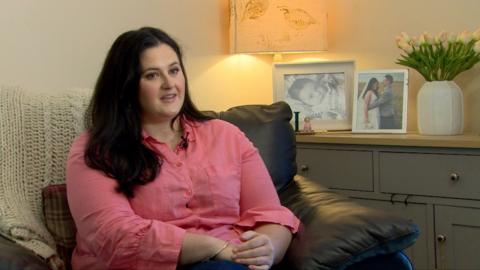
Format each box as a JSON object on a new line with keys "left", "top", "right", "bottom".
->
{"left": 357, "top": 74, "right": 395, "bottom": 130}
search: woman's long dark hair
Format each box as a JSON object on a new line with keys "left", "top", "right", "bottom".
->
{"left": 362, "top": 77, "right": 379, "bottom": 99}
{"left": 85, "top": 27, "right": 211, "bottom": 198}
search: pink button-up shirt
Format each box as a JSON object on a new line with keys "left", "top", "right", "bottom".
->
{"left": 66, "top": 118, "right": 300, "bottom": 270}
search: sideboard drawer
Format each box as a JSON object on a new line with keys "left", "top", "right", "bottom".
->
{"left": 297, "top": 148, "right": 373, "bottom": 191}
{"left": 379, "top": 152, "right": 480, "bottom": 199}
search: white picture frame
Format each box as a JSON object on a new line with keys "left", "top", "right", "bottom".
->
{"left": 352, "top": 69, "right": 409, "bottom": 133}
{"left": 273, "top": 60, "right": 355, "bottom": 132}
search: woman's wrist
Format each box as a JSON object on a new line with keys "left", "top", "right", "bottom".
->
{"left": 180, "top": 233, "right": 231, "bottom": 265}
{"left": 214, "top": 242, "right": 235, "bottom": 261}
{"left": 204, "top": 241, "right": 229, "bottom": 261}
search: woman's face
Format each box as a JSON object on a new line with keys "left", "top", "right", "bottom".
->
{"left": 298, "top": 82, "right": 322, "bottom": 106}
{"left": 138, "top": 44, "right": 185, "bottom": 124}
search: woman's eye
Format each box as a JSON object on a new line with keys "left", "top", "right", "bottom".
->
{"left": 145, "top": 73, "right": 158, "bottom": 80}
{"left": 169, "top": 67, "right": 180, "bottom": 75}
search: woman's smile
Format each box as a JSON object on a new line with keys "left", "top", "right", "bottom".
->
{"left": 160, "top": 93, "right": 177, "bottom": 102}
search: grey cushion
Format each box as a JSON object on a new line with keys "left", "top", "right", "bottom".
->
{"left": 0, "top": 235, "right": 49, "bottom": 270}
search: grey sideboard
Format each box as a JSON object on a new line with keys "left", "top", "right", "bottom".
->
{"left": 296, "top": 132, "right": 480, "bottom": 270}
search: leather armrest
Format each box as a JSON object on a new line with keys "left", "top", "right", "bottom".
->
{"left": 0, "top": 235, "right": 49, "bottom": 270}
{"left": 278, "top": 175, "right": 419, "bottom": 270}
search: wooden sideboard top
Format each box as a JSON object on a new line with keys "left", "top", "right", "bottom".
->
{"left": 295, "top": 132, "right": 480, "bottom": 149}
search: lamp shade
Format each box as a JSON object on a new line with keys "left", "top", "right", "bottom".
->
{"left": 230, "top": 0, "right": 328, "bottom": 54}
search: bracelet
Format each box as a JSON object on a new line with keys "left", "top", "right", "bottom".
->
{"left": 204, "top": 241, "right": 229, "bottom": 261}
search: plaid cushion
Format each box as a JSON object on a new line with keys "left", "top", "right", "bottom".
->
{"left": 42, "top": 184, "right": 76, "bottom": 270}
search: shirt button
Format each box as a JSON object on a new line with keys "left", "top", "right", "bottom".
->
{"left": 175, "top": 162, "right": 183, "bottom": 167}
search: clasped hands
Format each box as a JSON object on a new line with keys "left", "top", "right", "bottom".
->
{"left": 216, "top": 230, "right": 274, "bottom": 270}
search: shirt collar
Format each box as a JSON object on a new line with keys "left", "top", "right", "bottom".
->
{"left": 141, "top": 115, "right": 198, "bottom": 143}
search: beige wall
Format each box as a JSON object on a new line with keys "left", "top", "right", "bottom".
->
{"left": 0, "top": 0, "right": 229, "bottom": 93}
{"left": 1, "top": 0, "right": 479, "bottom": 132}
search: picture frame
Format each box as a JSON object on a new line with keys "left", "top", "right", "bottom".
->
{"left": 352, "top": 69, "right": 409, "bottom": 133}
{"left": 273, "top": 60, "right": 355, "bottom": 132}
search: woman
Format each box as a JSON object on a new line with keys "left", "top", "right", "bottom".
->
{"left": 357, "top": 77, "right": 380, "bottom": 129}
{"left": 66, "top": 27, "right": 299, "bottom": 270}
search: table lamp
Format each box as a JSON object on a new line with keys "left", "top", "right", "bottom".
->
{"left": 229, "top": 0, "right": 327, "bottom": 54}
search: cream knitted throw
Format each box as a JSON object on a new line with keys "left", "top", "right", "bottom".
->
{"left": 0, "top": 86, "right": 91, "bottom": 261}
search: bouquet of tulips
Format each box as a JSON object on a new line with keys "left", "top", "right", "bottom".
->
{"left": 395, "top": 29, "right": 480, "bottom": 81}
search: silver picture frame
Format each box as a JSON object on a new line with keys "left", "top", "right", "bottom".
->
{"left": 352, "top": 69, "right": 409, "bottom": 133}
{"left": 273, "top": 60, "right": 355, "bottom": 131}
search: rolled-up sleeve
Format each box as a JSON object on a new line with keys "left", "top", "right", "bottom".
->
{"left": 234, "top": 132, "right": 300, "bottom": 233}
{"left": 66, "top": 134, "right": 185, "bottom": 270}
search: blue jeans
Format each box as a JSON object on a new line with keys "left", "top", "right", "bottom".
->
{"left": 181, "top": 260, "right": 248, "bottom": 270}
{"left": 345, "top": 252, "right": 413, "bottom": 270}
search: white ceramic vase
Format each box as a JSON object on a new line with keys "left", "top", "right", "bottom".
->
{"left": 417, "top": 81, "right": 463, "bottom": 135}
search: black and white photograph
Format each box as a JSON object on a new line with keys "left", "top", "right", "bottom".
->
{"left": 352, "top": 69, "right": 409, "bottom": 133}
{"left": 273, "top": 61, "right": 355, "bottom": 131}
{"left": 284, "top": 72, "right": 346, "bottom": 121}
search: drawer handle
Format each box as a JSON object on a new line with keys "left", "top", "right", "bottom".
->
{"left": 437, "top": 234, "right": 447, "bottom": 243}
{"left": 450, "top": 172, "right": 460, "bottom": 182}
{"left": 300, "top": 165, "right": 309, "bottom": 172}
